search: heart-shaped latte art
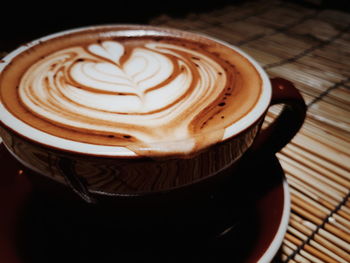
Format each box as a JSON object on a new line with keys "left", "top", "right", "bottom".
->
{"left": 14, "top": 38, "right": 249, "bottom": 155}
{"left": 67, "top": 41, "right": 192, "bottom": 113}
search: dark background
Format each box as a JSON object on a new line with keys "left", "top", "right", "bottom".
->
{"left": 1, "top": 0, "right": 349, "bottom": 52}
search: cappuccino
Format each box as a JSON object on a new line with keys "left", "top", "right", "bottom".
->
{"left": 0, "top": 25, "right": 264, "bottom": 157}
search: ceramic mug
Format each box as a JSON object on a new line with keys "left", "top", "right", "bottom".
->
{"left": 0, "top": 25, "right": 306, "bottom": 204}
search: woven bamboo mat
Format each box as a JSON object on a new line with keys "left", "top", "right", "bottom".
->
{"left": 150, "top": 1, "right": 350, "bottom": 262}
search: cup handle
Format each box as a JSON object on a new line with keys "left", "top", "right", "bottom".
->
{"left": 250, "top": 78, "right": 306, "bottom": 155}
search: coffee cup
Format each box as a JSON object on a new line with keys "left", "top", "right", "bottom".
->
{"left": 0, "top": 25, "right": 306, "bottom": 204}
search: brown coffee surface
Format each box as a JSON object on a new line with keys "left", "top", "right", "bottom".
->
{"left": 0, "top": 25, "right": 262, "bottom": 156}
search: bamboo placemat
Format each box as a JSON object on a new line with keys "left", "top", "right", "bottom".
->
{"left": 149, "top": 0, "right": 350, "bottom": 262}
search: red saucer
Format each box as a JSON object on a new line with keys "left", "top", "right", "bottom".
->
{"left": 0, "top": 142, "right": 289, "bottom": 263}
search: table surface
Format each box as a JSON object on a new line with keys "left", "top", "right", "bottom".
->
{"left": 1, "top": 0, "right": 349, "bottom": 262}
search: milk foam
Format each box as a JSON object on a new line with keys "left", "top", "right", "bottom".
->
{"left": 17, "top": 40, "right": 226, "bottom": 154}
{"left": 0, "top": 26, "right": 269, "bottom": 157}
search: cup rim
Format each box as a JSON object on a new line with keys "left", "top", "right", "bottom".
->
{"left": 0, "top": 24, "right": 272, "bottom": 157}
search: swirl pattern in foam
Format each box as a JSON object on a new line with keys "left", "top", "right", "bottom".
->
{"left": 0, "top": 28, "right": 262, "bottom": 157}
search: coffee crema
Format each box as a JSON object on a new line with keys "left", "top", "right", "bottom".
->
{"left": 0, "top": 26, "right": 262, "bottom": 157}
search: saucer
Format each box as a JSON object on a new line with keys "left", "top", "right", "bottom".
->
{"left": 0, "top": 141, "right": 290, "bottom": 263}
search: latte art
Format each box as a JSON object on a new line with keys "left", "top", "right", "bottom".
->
{"left": 22, "top": 41, "right": 224, "bottom": 114}
{"left": 0, "top": 27, "right": 263, "bottom": 156}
